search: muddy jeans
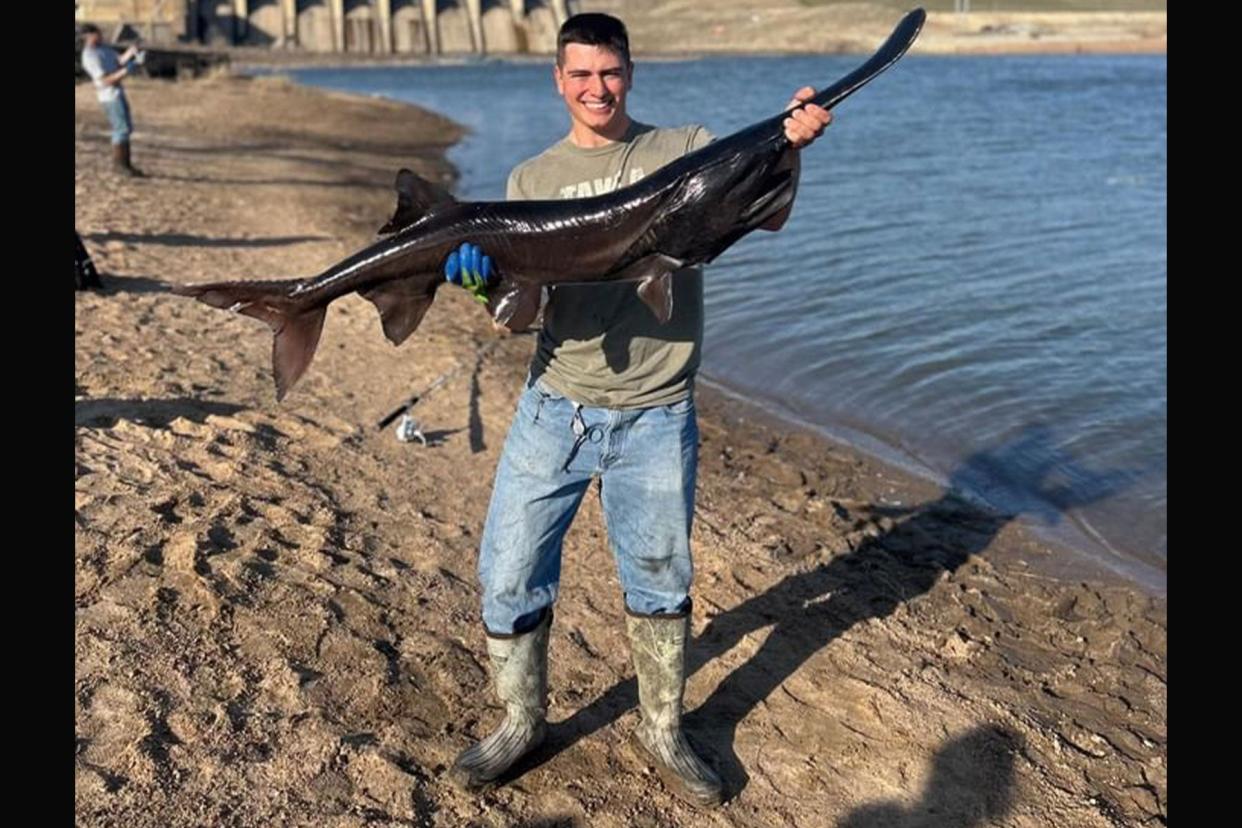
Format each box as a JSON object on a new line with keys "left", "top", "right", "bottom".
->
{"left": 478, "top": 377, "right": 698, "bottom": 635}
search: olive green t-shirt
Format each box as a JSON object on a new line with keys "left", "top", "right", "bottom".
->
{"left": 506, "top": 121, "right": 714, "bottom": 409}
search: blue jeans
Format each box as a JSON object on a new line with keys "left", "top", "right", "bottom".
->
{"left": 479, "top": 377, "right": 698, "bottom": 635}
{"left": 101, "top": 94, "right": 132, "bottom": 144}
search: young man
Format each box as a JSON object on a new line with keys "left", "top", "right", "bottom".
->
{"left": 79, "top": 23, "right": 145, "bottom": 177}
{"left": 443, "top": 13, "right": 830, "bottom": 807}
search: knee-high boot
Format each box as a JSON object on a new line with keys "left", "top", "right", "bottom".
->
{"left": 627, "top": 613, "right": 724, "bottom": 807}
{"left": 449, "top": 610, "right": 551, "bottom": 790}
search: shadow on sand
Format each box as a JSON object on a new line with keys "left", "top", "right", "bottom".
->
{"left": 495, "top": 424, "right": 1134, "bottom": 805}
{"left": 839, "top": 724, "right": 1023, "bottom": 828}
{"left": 75, "top": 397, "right": 244, "bottom": 429}
{"left": 85, "top": 231, "right": 333, "bottom": 248}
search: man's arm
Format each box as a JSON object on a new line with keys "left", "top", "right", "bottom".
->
{"left": 89, "top": 45, "right": 141, "bottom": 87}
{"left": 97, "top": 64, "right": 130, "bottom": 87}
{"left": 108, "top": 46, "right": 142, "bottom": 85}
{"left": 762, "top": 86, "right": 832, "bottom": 232}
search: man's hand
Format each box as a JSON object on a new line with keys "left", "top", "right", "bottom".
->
{"left": 783, "top": 87, "right": 832, "bottom": 149}
{"left": 443, "top": 242, "right": 493, "bottom": 306}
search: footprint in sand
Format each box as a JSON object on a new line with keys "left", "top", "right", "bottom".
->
{"left": 162, "top": 532, "right": 202, "bottom": 576}
{"left": 150, "top": 498, "right": 182, "bottom": 526}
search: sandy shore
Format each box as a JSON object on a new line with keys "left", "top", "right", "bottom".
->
{"left": 75, "top": 76, "right": 1166, "bottom": 827}
{"left": 224, "top": 4, "right": 1166, "bottom": 64}
{"left": 607, "top": 4, "right": 1168, "bottom": 56}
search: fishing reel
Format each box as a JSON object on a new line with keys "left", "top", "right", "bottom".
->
{"left": 394, "top": 412, "right": 427, "bottom": 446}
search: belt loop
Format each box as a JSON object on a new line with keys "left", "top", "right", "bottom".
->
{"left": 563, "top": 403, "right": 587, "bottom": 472}
{"left": 570, "top": 403, "right": 584, "bottom": 437}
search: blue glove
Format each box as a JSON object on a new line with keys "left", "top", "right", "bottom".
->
{"left": 443, "top": 242, "right": 493, "bottom": 306}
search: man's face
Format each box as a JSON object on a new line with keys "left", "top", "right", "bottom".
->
{"left": 83, "top": 31, "right": 101, "bottom": 47}
{"left": 554, "top": 43, "right": 633, "bottom": 136}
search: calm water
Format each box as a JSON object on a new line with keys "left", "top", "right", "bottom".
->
{"left": 265, "top": 54, "right": 1167, "bottom": 591}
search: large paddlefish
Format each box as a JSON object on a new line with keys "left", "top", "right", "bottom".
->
{"left": 176, "top": 9, "right": 925, "bottom": 400}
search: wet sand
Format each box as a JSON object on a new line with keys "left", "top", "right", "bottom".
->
{"left": 76, "top": 76, "right": 1166, "bottom": 827}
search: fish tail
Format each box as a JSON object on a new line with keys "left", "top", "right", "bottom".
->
{"left": 173, "top": 279, "right": 326, "bottom": 401}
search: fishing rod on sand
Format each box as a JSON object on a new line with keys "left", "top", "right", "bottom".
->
{"left": 375, "top": 329, "right": 534, "bottom": 445}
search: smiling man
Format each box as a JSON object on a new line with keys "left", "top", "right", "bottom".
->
{"left": 444, "top": 12, "right": 831, "bottom": 807}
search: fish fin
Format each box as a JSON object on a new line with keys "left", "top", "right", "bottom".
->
{"left": 359, "top": 276, "right": 441, "bottom": 345}
{"left": 637, "top": 272, "right": 675, "bottom": 324}
{"left": 273, "top": 306, "right": 328, "bottom": 401}
{"left": 489, "top": 282, "right": 542, "bottom": 330}
{"left": 378, "top": 169, "right": 457, "bottom": 235}
{"left": 609, "top": 254, "right": 684, "bottom": 324}
{"left": 174, "top": 279, "right": 325, "bottom": 401}
{"left": 175, "top": 279, "right": 291, "bottom": 322}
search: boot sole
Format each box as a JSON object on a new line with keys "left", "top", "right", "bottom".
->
{"left": 447, "top": 722, "right": 547, "bottom": 792}
{"left": 629, "top": 732, "right": 725, "bottom": 808}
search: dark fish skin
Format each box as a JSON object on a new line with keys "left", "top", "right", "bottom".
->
{"left": 176, "top": 9, "right": 925, "bottom": 401}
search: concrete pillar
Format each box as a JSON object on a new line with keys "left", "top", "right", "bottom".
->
{"left": 508, "top": 0, "right": 523, "bottom": 17}
{"left": 281, "top": 0, "right": 296, "bottom": 42}
{"left": 421, "top": 0, "right": 438, "bottom": 54}
{"left": 233, "top": 0, "right": 249, "bottom": 41}
{"left": 376, "top": 0, "right": 392, "bottom": 53}
{"left": 329, "top": 0, "right": 345, "bottom": 51}
{"left": 551, "top": 0, "right": 567, "bottom": 28}
{"left": 464, "top": 0, "right": 483, "bottom": 53}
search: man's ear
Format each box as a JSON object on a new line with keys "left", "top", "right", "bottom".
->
{"left": 553, "top": 63, "right": 564, "bottom": 97}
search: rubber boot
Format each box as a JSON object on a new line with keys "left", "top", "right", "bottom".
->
{"left": 627, "top": 612, "right": 724, "bottom": 807}
{"left": 111, "top": 143, "right": 127, "bottom": 175}
{"left": 114, "top": 142, "right": 143, "bottom": 177}
{"left": 449, "top": 610, "right": 551, "bottom": 790}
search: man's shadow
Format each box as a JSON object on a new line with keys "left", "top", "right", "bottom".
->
{"left": 839, "top": 724, "right": 1023, "bottom": 828}
{"left": 503, "top": 424, "right": 1135, "bottom": 805}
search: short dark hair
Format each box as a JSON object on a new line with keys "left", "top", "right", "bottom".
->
{"left": 78, "top": 22, "right": 101, "bottom": 35}
{"left": 557, "top": 13, "right": 630, "bottom": 66}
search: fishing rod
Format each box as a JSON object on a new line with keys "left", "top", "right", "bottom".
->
{"left": 375, "top": 329, "right": 534, "bottom": 444}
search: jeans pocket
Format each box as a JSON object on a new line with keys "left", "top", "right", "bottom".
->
{"left": 529, "top": 379, "right": 568, "bottom": 425}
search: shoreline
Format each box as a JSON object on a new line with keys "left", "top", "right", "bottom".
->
{"left": 228, "top": 38, "right": 1166, "bottom": 75}
{"left": 218, "top": 9, "right": 1166, "bottom": 66}
{"left": 228, "top": 38, "right": 1166, "bottom": 73}
{"left": 75, "top": 75, "right": 1166, "bottom": 826}
{"left": 232, "top": 41, "right": 1166, "bottom": 79}
{"left": 697, "top": 373, "right": 1168, "bottom": 598}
